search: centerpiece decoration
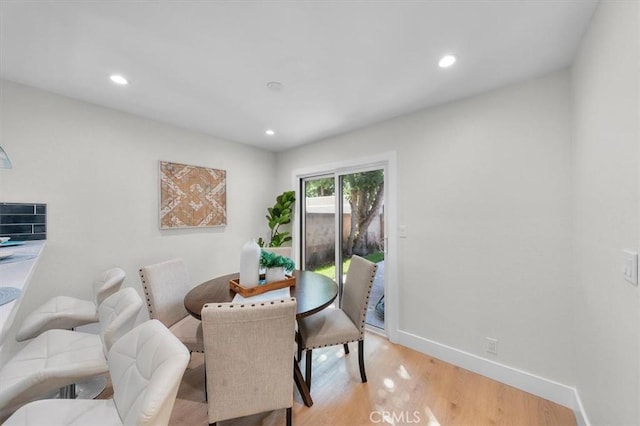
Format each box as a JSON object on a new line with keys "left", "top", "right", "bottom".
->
{"left": 260, "top": 250, "right": 295, "bottom": 283}
{"left": 230, "top": 249, "right": 296, "bottom": 297}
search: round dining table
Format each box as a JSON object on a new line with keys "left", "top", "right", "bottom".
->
{"left": 184, "top": 269, "right": 338, "bottom": 320}
{"left": 183, "top": 269, "right": 338, "bottom": 407}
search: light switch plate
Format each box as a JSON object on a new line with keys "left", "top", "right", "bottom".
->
{"left": 623, "top": 250, "right": 638, "bottom": 286}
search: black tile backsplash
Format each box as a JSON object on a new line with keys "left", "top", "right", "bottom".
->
{"left": 1, "top": 214, "right": 46, "bottom": 224}
{"left": 1, "top": 224, "right": 32, "bottom": 234}
{"left": 0, "top": 203, "right": 47, "bottom": 241}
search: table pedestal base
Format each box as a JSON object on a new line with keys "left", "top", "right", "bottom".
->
{"left": 57, "top": 375, "right": 107, "bottom": 400}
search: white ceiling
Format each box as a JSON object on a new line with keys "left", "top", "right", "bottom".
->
{"left": 0, "top": 1, "right": 597, "bottom": 152}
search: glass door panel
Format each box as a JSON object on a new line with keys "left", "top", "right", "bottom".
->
{"left": 301, "top": 175, "right": 337, "bottom": 283}
{"left": 300, "top": 169, "right": 386, "bottom": 330}
{"left": 339, "top": 170, "right": 385, "bottom": 329}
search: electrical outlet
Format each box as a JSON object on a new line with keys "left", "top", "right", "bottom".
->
{"left": 486, "top": 337, "right": 498, "bottom": 355}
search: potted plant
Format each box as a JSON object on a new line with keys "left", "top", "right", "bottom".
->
{"left": 258, "top": 190, "right": 295, "bottom": 250}
{"left": 260, "top": 250, "right": 295, "bottom": 283}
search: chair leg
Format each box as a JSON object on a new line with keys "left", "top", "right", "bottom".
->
{"left": 305, "top": 349, "right": 313, "bottom": 391}
{"left": 343, "top": 343, "right": 349, "bottom": 354}
{"left": 296, "top": 334, "right": 302, "bottom": 362}
{"left": 286, "top": 406, "right": 292, "bottom": 426}
{"left": 293, "top": 359, "right": 313, "bottom": 407}
{"left": 358, "top": 340, "right": 367, "bottom": 383}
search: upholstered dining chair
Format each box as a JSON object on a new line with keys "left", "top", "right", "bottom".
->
{"left": 202, "top": 298, "right": 297, "bottom": 426}
{"left": 296, "top": 255, "right": 377, "bottom": 391}
{"left": 16, "top": 267, "right": 126, "bottom": 341}
{"left": 139, "top": 258, "right": 203, "bottom": 354}
{"left": 3, "top": 319, "right": 190, "bottom": 426}
{"left": 0, "top": 287, "right": 143, "bottom": 421}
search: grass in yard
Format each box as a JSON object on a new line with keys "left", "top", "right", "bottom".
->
{"left": 312, "top": 252, "right": 384, "bottom": 280}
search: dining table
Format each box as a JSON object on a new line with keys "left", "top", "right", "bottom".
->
{"left": 183, "top": 269, "right": 339, "bottom": 407}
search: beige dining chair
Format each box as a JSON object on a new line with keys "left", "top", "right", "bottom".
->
{"left": 139, "top": 258, "right": 203, "bottom": 354}
{"left": 296, "top": 255, "right": 377, "bottom": 391}
{"left": 16, "top": 267, "right": 126, "bottom": 341}
{"left": 0, "top": 287, "right": 143, "bottom": 421}
{"left": 202, "top": 298, "right": 297, "bottom": 426}
{"left": 3, "top": 319, "right": 190, "bottom": 426}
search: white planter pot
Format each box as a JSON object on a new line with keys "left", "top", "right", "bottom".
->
{"left": 265, "top": 267, "right": 285, "bottom": 283}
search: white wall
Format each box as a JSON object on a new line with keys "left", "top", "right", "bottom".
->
{"left": 571, "top": 1, "right": 640, "bottom": 424}
{"left": 277, "top": 70, "right": 574, "bottom": 384}
{"left": 0, "top": 80, "right": 276, "bottom": 360}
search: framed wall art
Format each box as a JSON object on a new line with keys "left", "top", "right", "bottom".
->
{"left": 159, "top": 161, "right": 227, "bottom": 229}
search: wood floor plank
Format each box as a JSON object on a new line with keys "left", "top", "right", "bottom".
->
{"left": 100, "top": 331, "right": 576, "bottom": 426}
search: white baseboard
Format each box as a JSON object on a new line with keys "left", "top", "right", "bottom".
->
{"left": 396, "top": 330, "right": 589, "bottom": 426}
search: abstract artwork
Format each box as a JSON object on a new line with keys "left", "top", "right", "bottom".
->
{"left": 159, "top": 161, "right": 227, "bottom": 229}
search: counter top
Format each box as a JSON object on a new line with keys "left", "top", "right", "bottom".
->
{"left": 0, "top": 241, "right": 45, "bottom": 345}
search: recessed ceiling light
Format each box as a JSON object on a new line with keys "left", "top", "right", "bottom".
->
{"left": 265, "top": 129, "right": 275, "bottom": 136}
{"left": 110, "top": 74, "right": 129, "bottom": 85}
{"left": 267, "top": 82, "right": 283, "bottom": 91}
{"left": 438, "top": 55, "right": 456, "bottom": 68}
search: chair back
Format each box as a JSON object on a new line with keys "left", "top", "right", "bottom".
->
{"left": 93, "top": 267, "right": 126, "bottom": 306}
{"left": 97, "top": 287, "right": 143, "bottom": 354}
{"left": 202, "top": 298, "right": 296, "bottom": 423}
{"left": 139, "top": 259, "right": 190, "bottom": 327}
{"left": 108, "top": 319, "right": 190, "bottom": 426}
{"left": 341, "top": 255, "right": 378, "bottom": 337}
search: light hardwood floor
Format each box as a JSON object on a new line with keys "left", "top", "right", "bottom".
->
{"left": 103, "top": 331, "right": 577, "bottom": 426}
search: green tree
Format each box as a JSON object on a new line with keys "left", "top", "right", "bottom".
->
{"left": 343, "top": 170, "right": 384, "bottom": 256}
{"left": 305, "top": 177, "right": 334, "bottom": 197}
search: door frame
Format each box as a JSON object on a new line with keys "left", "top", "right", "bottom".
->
{"left": 291, "top": 151, "right": 398, "bottom": 342}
